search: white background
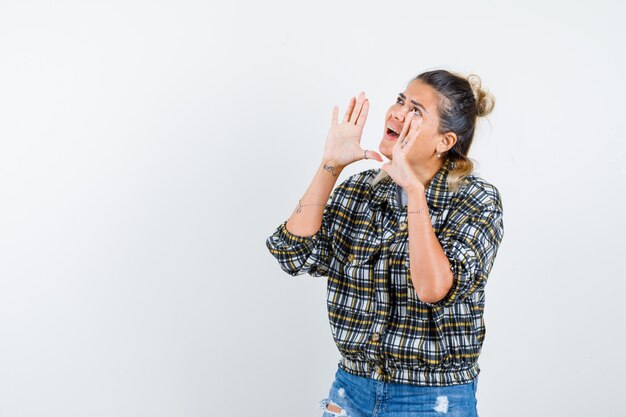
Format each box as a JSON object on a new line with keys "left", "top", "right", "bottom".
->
{"left": 1, "top": 1, "right": 625, "bottom": 416}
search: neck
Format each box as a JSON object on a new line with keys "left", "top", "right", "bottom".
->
{"left": 411, "top": 160, "right": 443, "bottom": 188}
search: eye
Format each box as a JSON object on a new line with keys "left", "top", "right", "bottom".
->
{"left": 396, "top": 97, "right": 422, "bottom": 116}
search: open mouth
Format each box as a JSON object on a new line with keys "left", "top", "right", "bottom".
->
{"left": 386, "top": 127, "right": 400, "bottom": 139}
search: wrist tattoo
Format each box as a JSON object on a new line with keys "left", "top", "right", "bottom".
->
{"left": 323, "top": 163, "right": 338, "bottom": 177}
{"left": 407, "top": 207, "right": 427, "bottom": 214}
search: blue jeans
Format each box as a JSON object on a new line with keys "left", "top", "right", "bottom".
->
{"left": 319, "top": 367, "right": 478, "bottom": 417}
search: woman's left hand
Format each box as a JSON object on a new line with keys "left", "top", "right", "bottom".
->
{"left": 380, "top": 114, "right": 425, "bottom": 193}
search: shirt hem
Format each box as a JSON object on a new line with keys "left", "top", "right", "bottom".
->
{"left": 338, "top": 356, "right": 480, "bottom": 386}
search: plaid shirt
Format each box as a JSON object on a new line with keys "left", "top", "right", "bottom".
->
{"left": 265, "top": 159, "right": 504, "bottom": 386}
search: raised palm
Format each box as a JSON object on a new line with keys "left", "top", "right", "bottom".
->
{"left": 323, "top": 92, "right": 383, "bottom": 167}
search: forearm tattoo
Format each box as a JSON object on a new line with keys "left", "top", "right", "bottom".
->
{"left": 323, "top": 163, "right": 338, "bottom": 177}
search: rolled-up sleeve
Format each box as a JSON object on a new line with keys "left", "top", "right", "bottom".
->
{"left": 425, "top": 202, "right": 505, "bottom": 308}
{"left": 265, "top": 180, "right": 346, "bottom": 277}
{"left": 265, "top": 214, "right": 333, "bottom": 277}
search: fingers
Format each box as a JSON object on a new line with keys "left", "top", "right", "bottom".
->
{"left": 341, "top": 92, "right": 368, "bottom": 126}
{"left": 398, "top": 113, "right": 412, "bottom": 141}
{"left": 393, "top": 117, "right": 412, "bottom": 152}
{"left": 331, "top": 105, "right": 338, "bottom": 126}
{"left": 365, "top": 149, "right": 383, "bottom": 162}
{"left": 410, "top": 114, "right": 424, "bottom": 132}
{"left": 398, "top": 115, "right": 423, "bottom": 151}
{"left": 343, "top": 97, "right": 356, "bottom": 124}
{"left": 349, "top": 92, "right": 366, "bottom": 124}
{"left": 355, "top": 149, "right": 383, "bottom": 163}
{"left": 355, "top": 98, "right": 369, "bottom": 128}
{"left": 404, "top": 115, "right": 424, "bottom": 145}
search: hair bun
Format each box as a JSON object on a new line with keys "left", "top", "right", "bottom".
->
{"left": 467, "top": 73, "right": 495, "bottom": 118}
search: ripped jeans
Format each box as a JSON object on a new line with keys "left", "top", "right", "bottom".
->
{"left": 319, "top": 367, "right": 478, "bottom": 417}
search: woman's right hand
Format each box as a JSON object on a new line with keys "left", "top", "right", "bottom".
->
{"left": 322, "top": 91, "right": 383, "bottom": 168}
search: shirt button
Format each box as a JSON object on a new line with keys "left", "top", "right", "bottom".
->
{"left": 371, "top": 332, "right": 381, "bottom": 342}
{"left": 399, "top": 221, "right": 408, "bottom": 231}
{"left": 347, "top": 254, "right": 355, "bottom": 262}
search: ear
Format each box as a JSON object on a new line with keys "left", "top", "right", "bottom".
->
{"left": 440, "top": 131, "right": 457, "bottom": 152}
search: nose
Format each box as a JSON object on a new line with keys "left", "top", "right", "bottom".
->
{"left": 391, "top": 107, "right": 409, "bottom": 122}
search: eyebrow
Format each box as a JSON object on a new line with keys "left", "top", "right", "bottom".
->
{"left": 398, "top": 93, "right": 428, "bottom": 114}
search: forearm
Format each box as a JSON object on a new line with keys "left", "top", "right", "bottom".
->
{"left": 406, "top": 188, "right": 453, "bottom": 304}
{"left": 285, "top": 160, "right": 344, "bottom": 237}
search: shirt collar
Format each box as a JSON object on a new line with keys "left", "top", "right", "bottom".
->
{"left": 369, "top": 158, "right": 455, "bottom": 211}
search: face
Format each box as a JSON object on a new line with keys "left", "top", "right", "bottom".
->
{"left": 379, "top": 79, "right": 455, "bottom": 164}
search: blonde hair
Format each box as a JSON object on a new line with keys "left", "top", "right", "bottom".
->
{"left": 373, "top": 70, "right": 495, "bottom": 193}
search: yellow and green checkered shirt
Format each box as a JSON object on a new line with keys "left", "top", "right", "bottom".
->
{"left": 265, "top": 159, "right": 504, "bottom": 386}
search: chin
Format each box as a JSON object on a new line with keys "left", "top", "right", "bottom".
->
{"left": 378, "top": 140, "right": 392, "bottom": 161}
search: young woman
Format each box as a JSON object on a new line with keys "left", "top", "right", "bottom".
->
{"left": 266, "top": 69, "right": 504, "bottom": 417}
